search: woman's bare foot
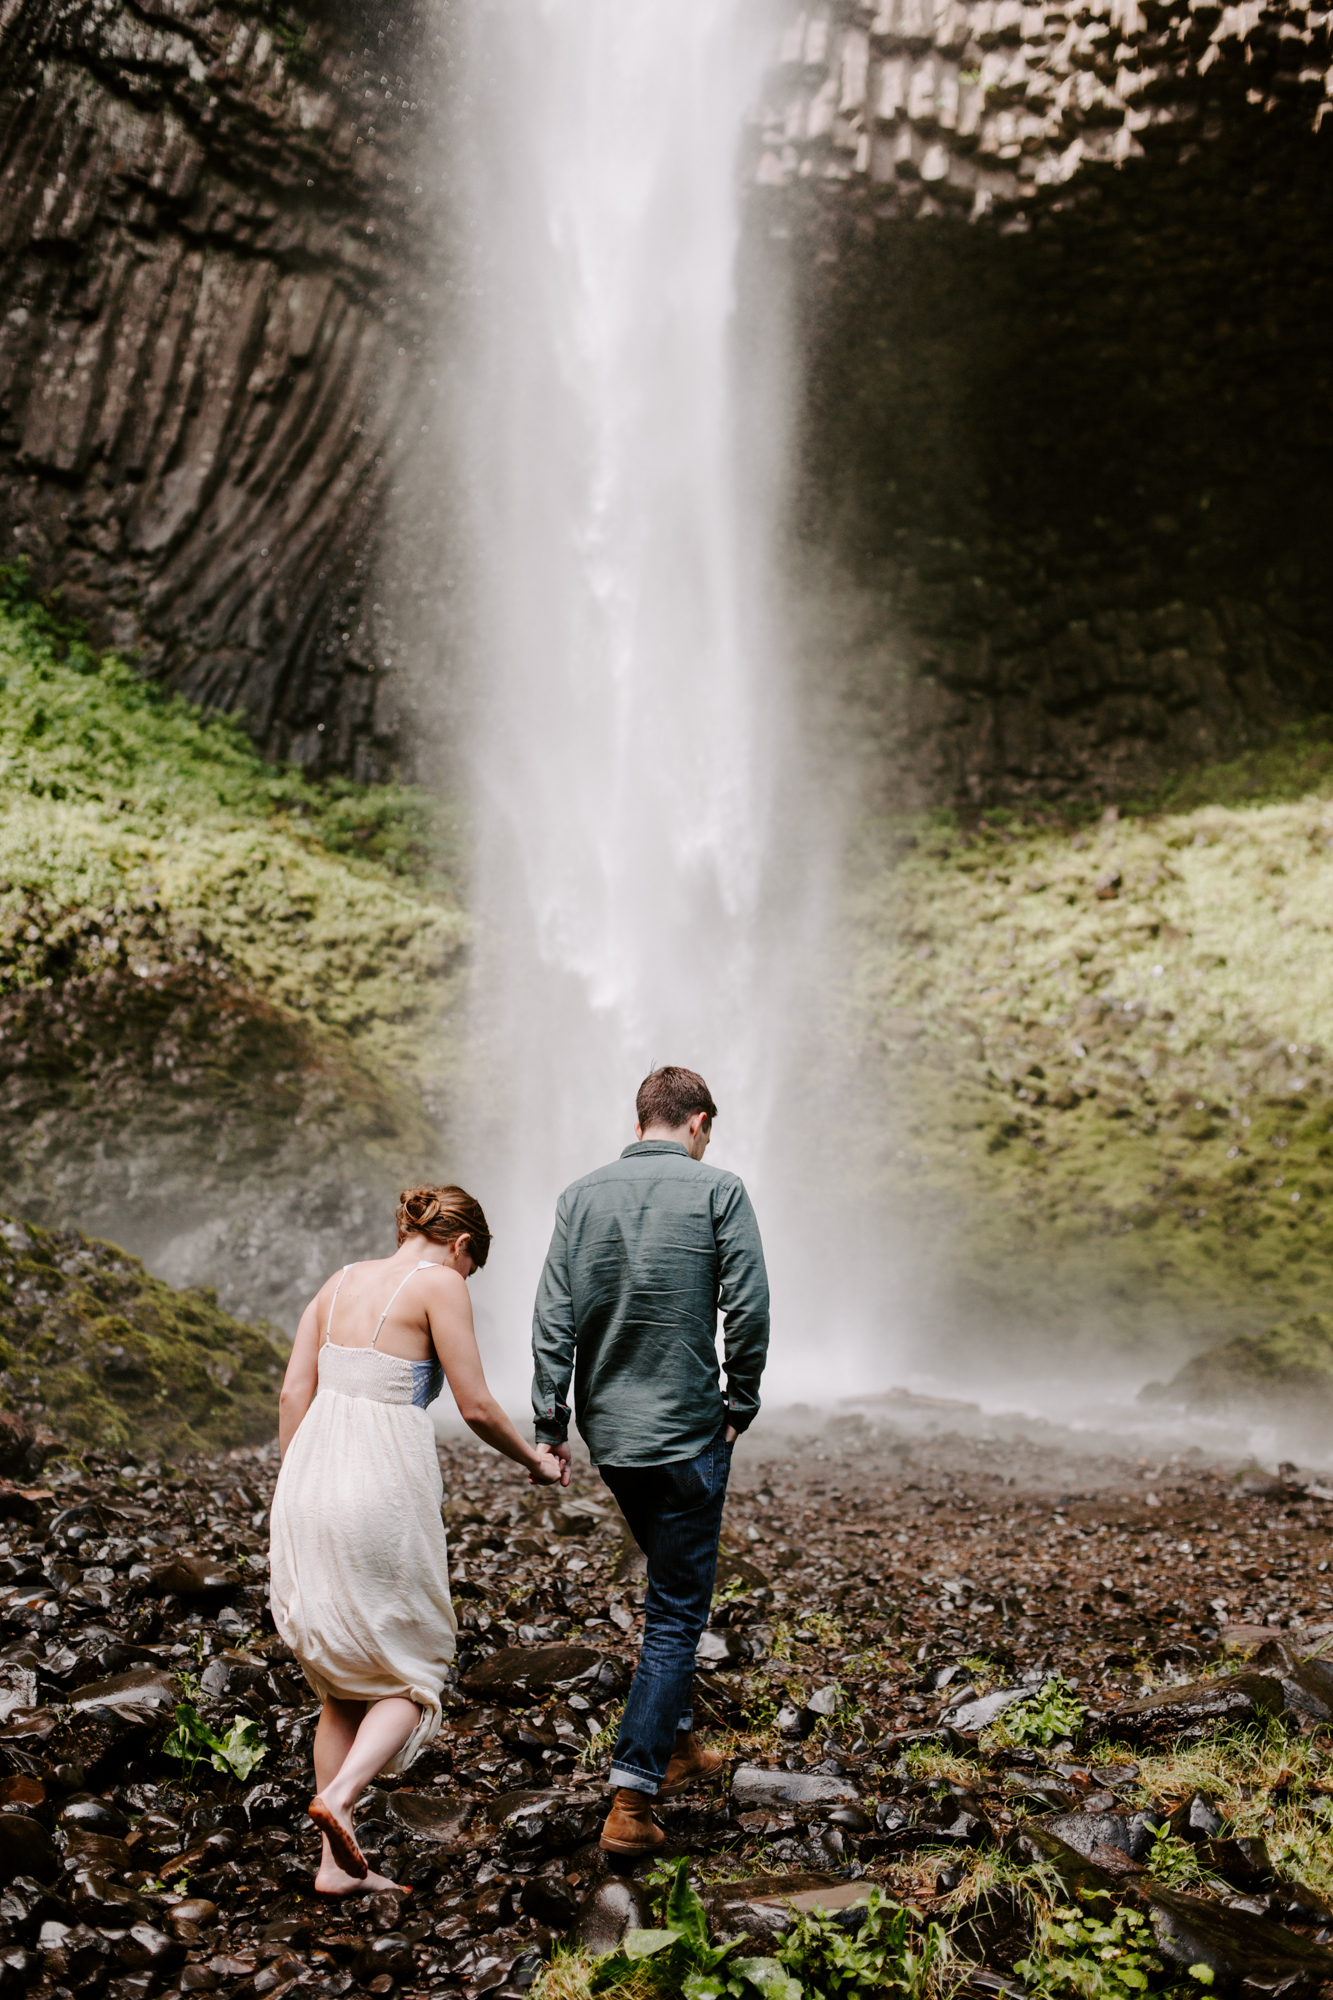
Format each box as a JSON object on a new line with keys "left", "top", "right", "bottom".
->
{"left": 314, "top": 1861, "right": 408, "bottom": 1897}
{"left": 308, "top": 1794, "right": 367, "bottom": 1879}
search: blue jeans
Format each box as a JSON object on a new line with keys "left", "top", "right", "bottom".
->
{"left": 598, "top": 1430, "right": 733, "bottom": 1795}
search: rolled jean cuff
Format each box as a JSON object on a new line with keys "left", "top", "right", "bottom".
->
{"left": 609, "top": 1763, "right": 658, "bottom": 1795}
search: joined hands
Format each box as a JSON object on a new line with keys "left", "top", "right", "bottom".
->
{"left": 530, "top": 1440, "right": 572, "bottom": 1486}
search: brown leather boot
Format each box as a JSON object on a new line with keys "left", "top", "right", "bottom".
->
{"left": 658, "top": 1730, "right": 725, "bottom": 1797}
{"left": 599, "top": 1787, "right": 666, "bottom": 1855}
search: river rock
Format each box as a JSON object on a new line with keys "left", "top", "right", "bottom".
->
{"left": 943, "top": 1687, "right": 1028, "bottom": 1735}
{"left": 1197, "top": 1837, "right": 1275, "bottom": 1894}
{"left": 573, "top": 1879, "right": 652, "bottom": 1955}
{"left": 1102, "top": 1673, "right": 1286, "bottom": 1745}
{"left": 460, "top": 1646, "right": 610, "bottom": 1701}
{"left": 147, "top": 1557, "right": 241, "bottom": 1602}
{"left": 1166, "top": 1791, "right": 1226, "bottom": 1843}
{"left": 386, "top": 1793, "right": 476, "bottom": 1846}
{"left": 0, "top": 1813, "right": 57, "bottom": 1885}
{"left": 1141, "top": 1882, "right": 1333, "bottom": 1995}
{"left": 69, "top": 1667, "right": 178, "bottom": 1720}
{"left": 1276, "top": 1656, "right": 1333, "bottom": 1724}
{"left": 731, "top": 1765, "right": 860, "bottom": 1808}
{"left": 695, "top": 1628, "right": 749, "bottom": 1668}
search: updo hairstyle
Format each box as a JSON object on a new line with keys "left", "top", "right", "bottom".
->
{"left": 395, "top": 1184, "right": 492, "bottom": 1267}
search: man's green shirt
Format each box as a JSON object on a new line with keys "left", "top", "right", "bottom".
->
{"left": 531, "top": 1140, "right": 770, "bottom": 1467}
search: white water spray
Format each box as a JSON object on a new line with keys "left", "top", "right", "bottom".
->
{"left": 449, "top": 0, "right": 821, "bottom": 1390}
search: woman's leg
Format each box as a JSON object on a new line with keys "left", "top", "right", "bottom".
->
{"left": 310, "top": 1696, "right": 421, "bottom": 1888}
{"left": 311, "top": 1699, "right": 365, "bottom": 1890}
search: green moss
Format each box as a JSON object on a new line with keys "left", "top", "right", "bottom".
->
{"left": 1151, "top": 1312, "right": 1333, "bottom": 1409}
{"left": 0, "top": 563, "right": 465, "bottom": 1091}
{"left": 0, "top": 1209, "right": 284, "bottom": 1454}
{"left": 846, "top": 733, "right": 1333, "bottom": 1352}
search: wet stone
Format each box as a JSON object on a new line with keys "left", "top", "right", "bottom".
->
{"left": 573, "top": 1878, "right": 652, "bottom": 1955}
{"left": 1104, "top": 1673, "right": 1286, "bottom": 1745}
{"left": 386, "top": 1792, "right": 476, "bottom": 1846}
{"left": 1167, "top": 1790, "right": 1226, "bottom": 1844}
{"left": 731, "top": 1765, "right": 860, "bottom": 1809}
{"left": 68, "top": 1666, "right": 177, "bottom": 1720}
{"left": 0, "top": 1810, "right": 57, "bottom": 1884}
{"left": 147, "top": 1556, "right": 240, "bottom": 1602}
{"left": 460, "top": 1646, "right": 614, "bottom": 1701}
{"left": 1197, "top": 1836, "right": 1275, "bottom": 1893}
{"left": 1142, "top": 1882, "right": 1333, "bottom": 1996}
{"left": 944, "top": 1687, "right": 1027, "bottom": 1735}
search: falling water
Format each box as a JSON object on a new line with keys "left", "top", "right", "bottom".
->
{"left": 443, "top": 0, "right": 822, "bottom": 1387}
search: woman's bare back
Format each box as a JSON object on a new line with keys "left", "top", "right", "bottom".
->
{"left": 318, "top": 1249, "right": 465, "bottom": 1363}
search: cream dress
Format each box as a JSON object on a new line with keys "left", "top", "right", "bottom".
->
{"left": 268, "top": 1262, "right": 458, "bottom": 1773}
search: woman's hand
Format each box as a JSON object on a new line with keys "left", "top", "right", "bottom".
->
{"left": 529, "top": 1444, "right": 568, "bottom": 1486}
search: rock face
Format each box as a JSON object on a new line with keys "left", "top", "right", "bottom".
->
{"left": 0, "top": 0, "right": 437, "bottom": 777}
{"left": 750, "top": 0, "right": 1333, "bottom": 805}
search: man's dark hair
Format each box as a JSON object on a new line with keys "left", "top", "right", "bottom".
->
{"left": 636, "top": 1065, "right": 718, "bottom": 1132}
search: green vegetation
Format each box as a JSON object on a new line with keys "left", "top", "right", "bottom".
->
{"left": 0, "top": 563, "right": 465, "bottom": 1087}
{"left": 990, "top": 1676, "right": 1086, "bottom": 1749}
{"left": 1150, "top": 1311, "right": 1333, "bottom": 1408}
{"left": 539, "top": 1871, "right": 946, "bottom": 2000}
{"left": 164, "top": 1674, "right": 268, "bottom": 1783}
{"left": 1015, "top": 1902, "right": 1165, "bottom": 2000}
{"left": 0, "top": 1206, "right": 286, "bottom": 1454}
{"left": 847, "top": 724, "right": 1333, "bottom": 1359}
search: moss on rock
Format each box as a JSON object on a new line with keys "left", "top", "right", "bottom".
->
{"left": 844, "top": 726, "right": 1333, "bottom": 1366}
{"left": 1146, "top": 1312, "right": 1333, "bottom": 1410}
{"left": 0, "top": 1209, "right": 285, "bottom": 1455}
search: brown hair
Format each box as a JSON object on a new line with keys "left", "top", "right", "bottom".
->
{"left": 396, "top": 1184, "right": 492, "bottom": 1266}
{"left": 635, "top": 1065, "right": 718, "bottom": 1133}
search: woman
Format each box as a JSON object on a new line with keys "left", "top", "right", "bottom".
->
{"left": 269, "top": 1183, "right": 566, "bottom": 1895}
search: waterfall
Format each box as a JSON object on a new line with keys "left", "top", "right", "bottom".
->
{"left": 447, "top": 0, "right": 815, "bottom": 1388}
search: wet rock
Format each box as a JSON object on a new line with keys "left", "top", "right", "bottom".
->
{"left": 434, "top": 1882, "right": 513, "bottom": 1939}
{"left": 776, "top": 1703, "right": 815, "bottom": 1739}
{"left": 1103, "top": 1673, "right": 1285, "bottom": 1745}
{"left": 168, "top": 1897, "right": 221, "bottom": 1933}
{"left": 1043, "top": 1812, "right": 1135, "bottom": 1861}
{"left": 0, "top": 1664, "right": 37, "bottom": 1724}
{"left": 519, "top": 1871, "right": 578, "bottom": 1930}
{"left": 70, "top": 1866, "right": 152, "bottom": 1926}
{"left": 1197, "top": 1837, "right": 1275, "bottom": 1894}
{"left": 1141, "top": 1882, "right": 1333, "bottom": 1995}
{"left": 64, "top": 1826, "right": 133, "bottom": 1872}
{"left": 1167, "top": 1791, "right": 1226, "bottom": 1844}
{"left": 695, "top": 1629, "right": 749, "bottom": 1668}
{"left": 486, "top": 1788, "right": 602, "bottom": 1856}
{"left": 68, "top": 1668, "right": 177, "bottom": 1721}
{"left": 386, "top": 1793, "right": 476, "bottom": 1847}
{"left": 731, "top": 1765, "right": 860, "bottom": 1809}
{"left": 460, "top": 1647, "right": 618, "bottom": 1702}
{"left": 147, "top": 1557, "right": 240, "bottom": 1603}
{"left": 1277, "top": 1656, "right": 1333, "bottom": 1724}
{"left": 60, "top": 1796, "right": 129, "bottom": 1836}
{"left": 0, "top": 1812, "right": 57, "bottom": 1884}
{"left": 943, "top": 1688, "right": 1027, "bottom": 1735}
{"left": 949, "top": 1887, "right": 1032, "bottom": 1972}
{"left": 356, "top": 1934, "right": 417, "bottom": 1982}
{"left": 573, "top": 1879, "right": 652, "bottom": 1955}
{"left": 805, "top": 1684, "right": 844, "bottom": 1718}
{"left": 116, "top": 1925, "right": 187, "bottom": 1975}
{"left": 1004, "top": 1824, "right": 1120, "bottom": 1911}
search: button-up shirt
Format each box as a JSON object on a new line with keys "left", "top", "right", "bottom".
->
{"left": 530, "top": 1140, "right": 770, "bottom": 1467}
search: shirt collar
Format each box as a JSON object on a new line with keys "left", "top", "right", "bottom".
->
{"left": 620, "top": 1140, "right": 690, "bottom": 1158}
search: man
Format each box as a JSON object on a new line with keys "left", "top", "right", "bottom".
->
{"left": 531, "top": 1065, "right": 770, "bottom": 1855}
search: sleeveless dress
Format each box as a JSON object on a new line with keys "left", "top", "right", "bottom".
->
{"left": 268, "top": 1262, "right": 458, "bottom": 1773}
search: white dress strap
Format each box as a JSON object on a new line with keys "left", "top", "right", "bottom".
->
{"left": 371, "top": 1260, "right": 434, "bottom": 1349}
{"left": 324, "top": 1263, "right": 356, "bottom": 1347}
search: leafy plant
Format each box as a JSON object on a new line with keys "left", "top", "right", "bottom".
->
{"left": 776, "top": 1887, "right": 947, "bottom": 2000}
{"left": 998, "top": 1675, "right": 1085, "bottom": 1748}
{"left": 163, "top": 1692, "right": 268, "bottom": 1784}
{"left": 1015, "top": 1903, "right": 1163, "bottom": 2000}
{"left": 590, "top": 1859, "right": 800, "bottom": 2000}
{"left": 1144, "top": 1827, "right": 1202, "bottom": 1886}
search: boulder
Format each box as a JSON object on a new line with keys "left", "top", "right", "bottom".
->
{"left": 731, "top": 1765, "right": 860, "bottom": 1809}
{"left": 1141, "top": 1882, "right": 1333, "bottom": 1996}
{"left": 460, "top": 1646, "right": 620, "bottom": 1702}
{"left": 573, "top": 1879, "right": 652, "bottom": 1956}
{"left": 1101, "top": 1673, "right": 1285, "bottom": 1745}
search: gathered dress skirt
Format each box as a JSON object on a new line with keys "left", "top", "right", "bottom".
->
{"left": 268, "top": 1340, "right": 458, "bottom": 1773}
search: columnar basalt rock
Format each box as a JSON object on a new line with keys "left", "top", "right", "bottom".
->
{"left": 751, "top": 0, "right": 1333, "bottom": 806}
{"left": 0, "top": 0, "right": 437, "bottom": 776}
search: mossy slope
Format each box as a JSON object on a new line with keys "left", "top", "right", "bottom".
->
{"left": 846, "top": 727, "right": 1333, "bottom": 1366}
{"left": 0, "top": 570, "right": 466, "bottom": 1327}
{"left": 1148, "top": 1312, "right": 1333, "bottom": 1411}
{"left": 0, "top": 1209, "right": 285, "bottom": 1454}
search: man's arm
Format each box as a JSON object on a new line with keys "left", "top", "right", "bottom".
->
{"left": 531, "top": 1196, "right": 576, "bottom": 1450}
{"left": 714, "top": 1179, "right": 770, "bottom": 1436}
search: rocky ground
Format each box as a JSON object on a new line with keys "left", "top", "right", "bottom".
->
{"left": 4, "top": 1404, "right": 1333, "bottom": 2000}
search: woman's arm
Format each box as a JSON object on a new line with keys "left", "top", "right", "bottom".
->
{"left": 426, "top": 1270, "right": 568, "bottom": 1485}
{"left": 278, "top": 1292, "right": 325, "bottom": 1459}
